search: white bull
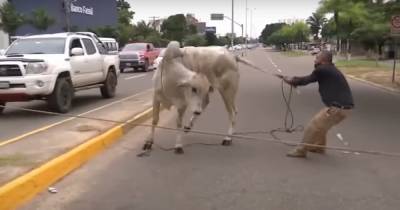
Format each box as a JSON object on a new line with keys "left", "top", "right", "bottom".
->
{"left": 142, "top": 41, "right": 260, "bottom": 154}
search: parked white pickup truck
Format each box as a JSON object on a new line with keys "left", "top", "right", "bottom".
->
{"left": 0, "top": 32, "right": 120, "bottom": 114}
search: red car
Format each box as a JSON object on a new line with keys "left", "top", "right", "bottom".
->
{"left": 118, "top": 43, "right": 159, "bottom": 72}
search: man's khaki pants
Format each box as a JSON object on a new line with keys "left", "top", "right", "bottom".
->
{"left": 298, "top": 107, "right": 351, "bottom": 153}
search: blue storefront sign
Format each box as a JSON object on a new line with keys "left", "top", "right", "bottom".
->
{"left": 11, "top": 0, "right": 117, "bottom": 36}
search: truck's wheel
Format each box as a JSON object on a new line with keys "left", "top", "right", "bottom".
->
{"left": 101, "top": 70, "right": 117, "bottom": 98}
{"left": 120, "top": 68, "right": 125, "bottom": 73}
{"left": 143, "top": 60, "right": 149, "bottom": 72}
{"left": 0, "top": 102, "right": 5, "bottom": 114}
{"left": 47, "top": 77, "right": 73, "bottom": 113}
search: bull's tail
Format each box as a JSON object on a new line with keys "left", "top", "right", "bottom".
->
{"left": 235, "top": 55, "right": 275, "bottom": 76}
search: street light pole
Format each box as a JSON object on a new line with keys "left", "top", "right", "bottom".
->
{"left": 231, "top": 0, "right": 234, "bottom": 48}
{"left": 245, "top": 0, "right": 248, "bottom": 47}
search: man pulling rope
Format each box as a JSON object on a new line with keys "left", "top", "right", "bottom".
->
{"left": 277, "top": 51, "right": 354, "bottom": 158}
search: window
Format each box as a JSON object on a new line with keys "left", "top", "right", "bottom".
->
{"left": 69, "top": 38, "right": 83, "bottom": 56}
{"left": 82, "top": 38, "right": 97, "bottom": 55}
{"left": 6, "top": 38, "right": 66, "bottom": 55}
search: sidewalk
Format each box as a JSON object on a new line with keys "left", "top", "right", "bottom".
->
{"left": 0, "top": 89, "right": 154, "bottom": 210}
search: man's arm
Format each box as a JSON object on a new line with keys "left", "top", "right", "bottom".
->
{"left": 279, "top": 70, "right": 318, "bottom": 87}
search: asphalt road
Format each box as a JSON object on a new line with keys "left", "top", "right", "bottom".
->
{"left": 24, "top": 49, "right": 400, "bottom": 210}
{"left": 0, "top": 69, "right": 154, "bottom": 142}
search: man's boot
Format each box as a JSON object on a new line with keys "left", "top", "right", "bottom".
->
{"left": 287, "top": 148, "right": 307, "bottom": 158}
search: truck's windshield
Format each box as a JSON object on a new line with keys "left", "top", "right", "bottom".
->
{"left": 5, "top": 38, "right": 66, "bottom": 55}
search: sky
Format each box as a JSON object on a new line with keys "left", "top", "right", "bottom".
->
{"left": 128, "top": 0, "right": 321, "bottom": 38}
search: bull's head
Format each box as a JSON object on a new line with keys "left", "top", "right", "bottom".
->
{"left": 178, "top": 73, "right": 213, "bottom": 116}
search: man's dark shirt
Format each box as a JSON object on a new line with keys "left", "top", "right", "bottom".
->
{"left": 291, "top": 64, "right": 354, "bottom": 108}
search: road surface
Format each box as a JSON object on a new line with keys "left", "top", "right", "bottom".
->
{"left": 0, "top": 70, "right": 154, "bottom": 142}
{"left": 24, "top": 49, "right": 400, "bottom": 210}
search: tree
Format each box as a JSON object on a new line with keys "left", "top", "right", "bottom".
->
{"left": 259, "top": 23, "right": 286, "bottom": 45}
{"left": 29, "top": 8, "right": 55, "bottom": 32}
{"left": 267, "top": 22, "right": 310, "bottom": 50}
{"left": 133, "top": 21, "right": 157, "bottom": 39}
{"left": 116, "top": 0, "right": 131, "bottom": 11}
{"left": 318, "top": 0, "right": 351, "bottom": 52}
{"left": 306, "top": 12, "right": 327, "bottom": 41}
{"left": 183, "top": 34, "right": 207, "bottom": 46}
{"left": 89, "top": 26, "right": 118, "bottom": 38}
{"left": 188, "top": 24, "right": 198, "bottom": 35}
{"left": 115, "top": 0, "right": 135, "bottom": 46}
{"left": 161, "top": 14, "right": 188, "bottom": 43}
{"left": 205, "top": 32, "right": 219, "bottom": 46}
{"left": 0, "top": 2, "right": 25, "bottom": 35}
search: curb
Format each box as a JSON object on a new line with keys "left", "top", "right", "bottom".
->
{"left": 346, "top": 75, "right": 400, "bottom": 94}
{"left": 0, "top": 108, "right": 153, "bottom": 210}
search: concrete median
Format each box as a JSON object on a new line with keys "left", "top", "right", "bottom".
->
{"left": 0, "top": 89, "right": 154, "bottom": 210}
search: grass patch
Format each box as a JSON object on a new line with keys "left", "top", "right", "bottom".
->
{"left": 335, "top": 59, "right": 391, "bottom": 69}
{"left": 0, "top": 154, "right": 33, "bottom": 167}
{"left": 281, "top": 50, "right": 307, "bottom": 57}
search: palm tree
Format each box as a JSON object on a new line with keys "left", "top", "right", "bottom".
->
{"left": 30, "top": 9, "right": 55, "bottom": 33}
{"left": 307, "top": 13, "right": 327, "bottom": 41}
{"left": 133, "top": 21, "right": 156, "bottom": 39}
{"left": 0, "top": 2, "right": 25, "bottom": 36}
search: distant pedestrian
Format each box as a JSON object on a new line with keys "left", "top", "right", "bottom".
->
{"left": 277, "top": 51, "right": 354, "bottom": 158}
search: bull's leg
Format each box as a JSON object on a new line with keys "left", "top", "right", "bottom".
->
{"left": 184, "top": 115, "right": 197, "bottom": 133}
{"left": 174, "top": 106, "right": 186, "bottom": 154}
{"left": 184, "top": 94, "right": 209, "bottom": 133}
{"left": 219, "top": 76, "right": 239, "bottom": 146}
{"left": 142, "top": 99, "right": 161, "bottom": 151}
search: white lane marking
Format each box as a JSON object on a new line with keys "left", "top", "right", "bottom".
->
{"left": 277, "top": 69, "right": 282, "bottom": 73}
{"left": 125, "top": 74, "right": 147, "bottom": 80}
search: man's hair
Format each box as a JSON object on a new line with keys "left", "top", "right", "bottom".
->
{"left": 319, "top": 51, "right": 333, "bottom": 63}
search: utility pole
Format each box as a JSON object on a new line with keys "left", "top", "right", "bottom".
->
{"left": 63, "top": 0, "right": 72, "bottom": 32}
{"left": 393, "top": 38, "right": 397, "bottom": 83}
{"left": 149, "top": 16, "right": 160, "bottom": 30}
{"left": 231, "top": 0, "right": 234, "bottom": 48}
{"left": 250, "top": 8, "right": 253, "bottom": 41}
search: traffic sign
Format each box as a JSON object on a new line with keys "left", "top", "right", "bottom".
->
{"left": 211, "top": 14, "right": 224, "bottom": 21}
{"left": 391, "top": 15, "right": 400, "bottom": 36}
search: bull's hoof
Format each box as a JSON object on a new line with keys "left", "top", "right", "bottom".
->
{"left": 184, "top": 126, "right": 191, "bottom": 133}
{"left": 174, "top": 147, "right": 184, "bottom": 154}
{"left": 142, "top": 142, "right": 153, "bottom": 151}
{"left": 222, "top": 140, "right": 232, "bottom": 146}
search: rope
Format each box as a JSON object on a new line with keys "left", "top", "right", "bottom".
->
{"left": 1, "top": 104, "right": 400, "bottom": 158}
{"left": 235, "top": 80, "right": 303, "bottom": 144}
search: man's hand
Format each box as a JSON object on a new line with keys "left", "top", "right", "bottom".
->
{"left": 275, "top": 74, "right": 294, "bottom": 86}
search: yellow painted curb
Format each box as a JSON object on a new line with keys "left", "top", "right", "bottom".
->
{"left": 0, "top": 108, "right": 153, "bottom": 210}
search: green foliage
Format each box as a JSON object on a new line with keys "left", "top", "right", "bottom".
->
{"left": 306, "top": 12, "right": 327, "bottom": 41}
{"left": 318, "top": 0, "right": 395, "bottom": 56}
{"left": 259, "top": 23, "right": 286, "bottom": 45}
{"left": 183, "top": 34, "right": 207, "bottom": 47}
{"left": 267, "top": 22, "right": 310, "bottom": 49}
{"left": 116, "top": 0, "right": 134, "bottom": 25}
{"left": 89, "top": 26, "right": 118, "bottom": 38}
{"left": 161, "top": 14, "right": 188, "bottom": 43}
{"left": 188, "top": 24, "right": 198, "bottom": 35}
{"left": 205, "top": 32, "right": 219, "bottom": 46}
{"left": 29, "top": 8, "right": 55, "bottom": 32}
{"left": 133, "top": 20, "right": 158, "bottom": 39}
{"left": 0, "top": 2, "right": 25, "bottom": 35}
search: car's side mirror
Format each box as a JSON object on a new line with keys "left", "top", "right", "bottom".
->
{"left": 71, "top": 48, "right": 84, "bottom": 56}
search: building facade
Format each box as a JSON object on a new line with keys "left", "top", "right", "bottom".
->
{"left": 0, "top": 0, "right": 117, "bottom": 48}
